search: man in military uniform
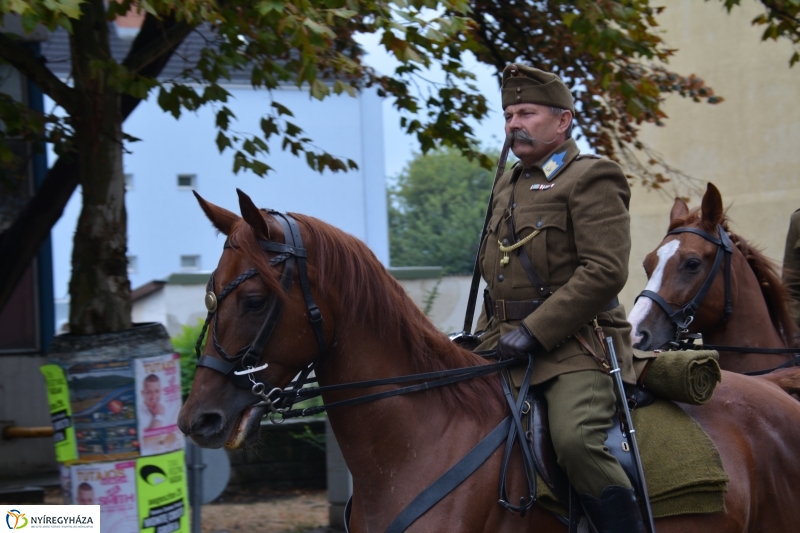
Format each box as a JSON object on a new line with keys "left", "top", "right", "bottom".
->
{"left": 782, "top": 209, "right": 800, "bottom": 332}
{"left": 473, "top": 63, "right": 644, "bottom": 533}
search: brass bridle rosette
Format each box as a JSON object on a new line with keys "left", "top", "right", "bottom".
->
{"left": 205, "top": 291, "right": 218, "bottom": 313}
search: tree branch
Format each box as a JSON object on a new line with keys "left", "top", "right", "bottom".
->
{"left": 122, "top": 17, "right": 194, "bottom": 76}
{"left": 0, "top": 32, "right": 77, "bottom": 115}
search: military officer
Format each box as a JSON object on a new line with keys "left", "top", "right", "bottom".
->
{"left": 782, "top": 209, "right": 800, "bottom": 332}
{"left": 473, "top": 63, "right": 644, "bottom": 533}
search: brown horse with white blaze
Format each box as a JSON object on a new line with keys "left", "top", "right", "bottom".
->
{"left": 628, "top": 183, "right": 798, "bottom": 374}
{"left": 179, "top": 190, "right": 800, "bottom": 532}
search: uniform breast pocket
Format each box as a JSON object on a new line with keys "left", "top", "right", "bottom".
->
{"left": 511, "top": 203, "right": 568, "bottom": 289}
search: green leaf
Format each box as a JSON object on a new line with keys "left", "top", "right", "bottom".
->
{"left": 310, "top": 79, "right": 330, "bottom": 100}
{"left": 216, "top": 131, "right": 233, "bottom": 153}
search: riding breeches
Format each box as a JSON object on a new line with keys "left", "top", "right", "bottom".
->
{"left": 542, "top": 369, "right": 631, "bottom": 498}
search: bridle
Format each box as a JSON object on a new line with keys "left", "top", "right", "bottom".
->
{"left": 194, "top": 210, "right": 326, "bottom": 415}
{"left": 637, "top": 224, "right": 800, "bottom": 376}
{"left": 637, "top": 224, "right": 733, "bottom": 339}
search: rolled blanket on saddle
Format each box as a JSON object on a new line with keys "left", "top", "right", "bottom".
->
{"left": 635, "top": 349, "right": 721, "bottom": 405}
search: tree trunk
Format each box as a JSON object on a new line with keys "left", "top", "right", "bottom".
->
{"left": 67, "top": 0, "right": 131, "bottom": 334}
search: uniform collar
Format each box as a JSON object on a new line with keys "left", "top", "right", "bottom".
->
{"left": 527, "top": 138, "right": 580, "bottom": 182}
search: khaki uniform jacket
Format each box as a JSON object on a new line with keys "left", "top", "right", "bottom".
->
{"left": 474, "top": 138, "right": 636, "bottom": 385}
{"left": 782, "top": 208, "right": 800, "bottom": 331}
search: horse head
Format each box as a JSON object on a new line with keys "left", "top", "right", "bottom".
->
{"left": 628, "top": 183, "right": 733, "bottom": 350}
{"left": 177, "top": 190, "right": 332, "bottom": 449}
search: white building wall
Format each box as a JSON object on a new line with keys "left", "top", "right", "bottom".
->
{"left": 51, "top": 86, "right": 389, "bottom": 303}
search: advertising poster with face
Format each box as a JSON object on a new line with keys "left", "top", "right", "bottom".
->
{"left": 135, "top": 353, "right": 184, "bottom": 456}
{"left": 70, "top": 460, "right": 138, "bottom": 533}
{"left": 66, "top": 360, "right": 139, "bottom": 461}
{"left": 136, "top": 450, "right": 189, "bottom": 533}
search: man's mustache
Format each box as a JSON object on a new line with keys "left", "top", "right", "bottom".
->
{"left": 509, "top": 129, "right": 535, "bottom": 146}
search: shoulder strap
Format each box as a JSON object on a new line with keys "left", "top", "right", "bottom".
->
{"left": 463, "top": 137, "right": 514, "bottom": 333}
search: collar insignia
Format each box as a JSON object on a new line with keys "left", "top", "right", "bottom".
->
{"left": 530, "top": 183, "right": 555, "bottom": 191}
{"left": 542, "top": 151, "right": 566, "bottom": 181}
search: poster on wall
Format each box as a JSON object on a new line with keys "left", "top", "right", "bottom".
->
{"left": 71, "top": 460, "right": 138, "bottom": 533}
{"left": 66, "top": 360, "right": 139, "bottom": 461}
{"left": 134, "top": 353, "right": 184, "bottom": 456}
{"left": 40, "top": 364, "right": 78, "bottom": 463}
{"left": 136, "top": 450, "right": 189, "bottom": 533}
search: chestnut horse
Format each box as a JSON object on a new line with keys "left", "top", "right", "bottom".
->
{"left": 179, "top": 190, "right": 800, "bottom": 533}
{"left": 628, "top": 183, "right": 798, "bottom": 374}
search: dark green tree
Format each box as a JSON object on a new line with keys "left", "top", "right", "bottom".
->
{"left": 389, "top": 147, "right": 497, "bottom": 274}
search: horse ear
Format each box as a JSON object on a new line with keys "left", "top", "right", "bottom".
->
{"left": 236, "top": 189, "right": 270, "bottom": 239}
{"left": 701, "top": 182, "right": 725, "bottom": 228}
{"left": 193, "top": 191, "right": 239, "bottom": 236}
{"left": 669, "top": 197, "right": 689, "bottom": 227}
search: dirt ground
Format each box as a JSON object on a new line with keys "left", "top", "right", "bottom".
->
{"left": 40, "top": 485, "right": 335, "bottom": 533}
{"left": 202, "top": 485, "right": 334, "bottom": 533}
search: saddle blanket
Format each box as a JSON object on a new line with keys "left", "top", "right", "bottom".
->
{"left": 536, "top": 398, "right": 729, "bottom": 519}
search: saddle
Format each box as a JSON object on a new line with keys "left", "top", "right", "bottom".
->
{"left": 524, "top": 384, "right": 654, "bottom": 529}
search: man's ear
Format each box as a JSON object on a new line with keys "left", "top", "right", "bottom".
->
{"left": 558, "top": 110, "right": 573, "bottom": 135}
{"left": 194, "top": 191, "right": 239, "bottom": 235}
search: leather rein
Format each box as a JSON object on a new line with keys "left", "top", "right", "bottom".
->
{"left": 194, "top": 210, "right": 517, "bottom": 420}
{"left": 637, "top": 224, "right": 800, "bottom": 376}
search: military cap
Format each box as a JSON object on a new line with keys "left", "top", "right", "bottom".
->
{"left": 501, "top": 63, "right": 574, "bottom": 113}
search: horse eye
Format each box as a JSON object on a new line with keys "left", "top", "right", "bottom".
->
{"left": 684, "top": 258, "right": 701, "bottom": 272}
{"left": 244, "top": 297, "right": 267, "bottom": 311}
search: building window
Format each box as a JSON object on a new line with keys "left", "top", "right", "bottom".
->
{"left": 180, "top": 255, "right": 200, "bottom": 271}
{"left": 124, "top": 173, "right": 133, "bottom": 190}
{"left": 177, "top": 174, "right": 196, "bottom": 189}
{"left": 127, "top": 255, "right": 137, "bottom": 274}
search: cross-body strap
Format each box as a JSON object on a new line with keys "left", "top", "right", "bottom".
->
{"left": 506, "top": 179, "right": 551, "bottom": 298}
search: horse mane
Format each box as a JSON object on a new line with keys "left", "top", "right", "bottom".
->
{"left": 228, "top": 211, "right": 506, "bottom": 418}
{"left": 669, "top": 208, "right": 799, "bottom": 346}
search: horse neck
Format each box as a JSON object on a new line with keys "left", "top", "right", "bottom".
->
{"left": 316, "top": 326, "right": 503, "bottom": 517}
{"left": 702, "top": 249, "right": 789, "bottom": 372}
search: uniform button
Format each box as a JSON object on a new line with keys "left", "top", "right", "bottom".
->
{"left": 498, "top": 274, "right": 505, "bottom": 282}
{"left": 536, "top": 220, "right": 543, "bottom": 228}
{"left": 525, "top": 172, "right": 530, "bottom": 178}
{"left": 516, "top": 87, "right": 521, "bottom": 93}
{"left": 512, "top": 203, "right": 517, "bottom": 209}
{"left": 502, "top": 238, "right": 509, "bottom": 246}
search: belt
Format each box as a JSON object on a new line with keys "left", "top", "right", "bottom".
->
{"left": 490, "top": 296, "right": 620, "bottom": 322}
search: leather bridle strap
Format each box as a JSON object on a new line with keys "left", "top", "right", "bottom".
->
{"left": 195, "top": 211, "right": 327, "bottom": 405}
{"left": 637, "top": 224, "right": 733, "bottom": 331}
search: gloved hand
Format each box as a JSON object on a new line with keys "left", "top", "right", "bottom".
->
{"left": 497, "top": 324, "right": 540, "bottom": 361}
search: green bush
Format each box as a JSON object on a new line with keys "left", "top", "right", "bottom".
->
{"left": 171, "top": 319, "right": 206, "bottom": 402}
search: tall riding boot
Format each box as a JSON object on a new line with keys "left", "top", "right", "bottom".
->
{"left": 579, "top": 485, "right": 647, "bottom": 533}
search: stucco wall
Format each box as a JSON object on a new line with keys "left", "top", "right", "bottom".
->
{"left": 620, "top": 0, "right": 800, "bottom": 311}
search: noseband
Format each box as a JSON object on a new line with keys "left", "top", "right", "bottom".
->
{"left": 194, "top": 211, "right": 326, "bottom": 413}
{"left": 637, "top": 224, "right": 733, "bottom": 337}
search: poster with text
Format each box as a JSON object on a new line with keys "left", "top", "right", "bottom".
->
{"left": 135, "top": 353, "right": 184, "bottom": 456}
{"left": 41, "top": 364, "right": 78, "bottom": 463}
{"left": 71, "top": 460, "right": 138, "bottom": 533}
{"left": 136, "top": 450, "right": 189, "bottom": 533}
{"left": 66, "top": 359, "right": 139, "bottom": 461}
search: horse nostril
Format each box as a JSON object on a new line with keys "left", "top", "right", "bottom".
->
{"left": 190, "top": 412, "right": 225, "bottom": 437}
{"left": 634, "top": 329, "right": 651, "bottom": 351}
